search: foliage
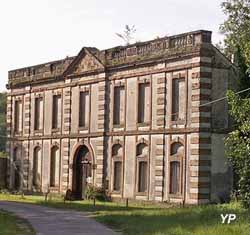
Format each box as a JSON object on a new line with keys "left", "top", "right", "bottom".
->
{"left": 0, "top": 92, "right": 6, "bottom": 154}
{"left": 0, "top": 194, "right": 249, "bottom": 235}
{"left": 220, "top": 0, "right": 250, "bottom": 66}
{"left": 85, "top": 184, "right": 110, "bottom": 201}
{"left": 116, "top": 25, "right": 136, "bottom": 45}
{"left": 220, "top": 0, "right": 250, "bottom": 93}
{"left": 0, "top": 210, "right": 34, "bottom": 235}
{"left": 225, "top": 90, "right": 250, "bottom": 208}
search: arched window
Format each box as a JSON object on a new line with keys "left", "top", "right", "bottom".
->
{"left": 33, "top": 147, "right": 42, "bottom": 188}
{"left": 50, "top": 146, "right": 60, "bottom": 187}
{"left": 13, "top": 147, "right": 20, "bottom": 190}
{"left": 136, "top": 143, "right": 148, "bottom": 193}
{"left": 169, "top": 142, "right": 184, "bottom": 195}
{"left": 112, "top": 144, "right": 123, "bottom": 192}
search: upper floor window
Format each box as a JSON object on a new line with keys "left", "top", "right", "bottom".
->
{"left": 14, "top": 100, "right": 22, "bottom": 133}
{"left": 113, "top": 86, "right": 125, "bottom": 126}
{"left": 79, "top": 91, "right": 89, "bottom": 128}
{"left": 34, "top": 97, "right": 43, "bottom": 131}
{"left": 52, "top": 95, "right": 61, "bottom": 129}
{"left": 138, "top": 83, "right": 150, "bottom": 124}
{"left": 172, "top": 78, "right": 185, "bottom": 121}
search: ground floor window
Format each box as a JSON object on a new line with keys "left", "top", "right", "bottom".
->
{"left": 33, "top": 147, "right": 42, "bottom": 188}
{"left": 170, "top": 161, "right": 180, "bottom": 194}
{"left": 50, "top": 146, "right": 60, "bottom": 187}
{"left": 169, "top": 142, "right": 184, "bottom": 195}
{"left": 113, "top": 161, "right": 122, "bottom": 191}
{"left": 138, "top": 161, "right": 148, "bottom": 193}
{"left": 136, "top": 143, "right": 149, "bottom": 193}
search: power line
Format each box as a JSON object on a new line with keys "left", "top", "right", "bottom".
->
{"left": 0, "top": 87, "right": 250, "bottom": 140}
{"left": 199, "top": 87, "right": 250, "bottom": 107}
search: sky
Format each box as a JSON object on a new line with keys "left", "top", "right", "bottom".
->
{"left": 0, "top": 0, "right": 226, "bottom": 91}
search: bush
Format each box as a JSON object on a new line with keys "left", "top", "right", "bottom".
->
{"left": 85, "top": 184, "right": 110, "bottom": 201}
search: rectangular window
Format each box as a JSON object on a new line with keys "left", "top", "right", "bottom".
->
{"left": 113, "top": 161, "right": 122, "bottom": 191}
{"left": 14, "top": 100, "right": 22, "bottom": 133}
{"left": 172, "top": 78, "right": 185, "bottom": 121}
{"left": 79, "top": 91, "right": 89, "bottom": 128}
{"left": 170, "top": 161, "right": 181, "bottom": 194}
{"left": 52, "top": 95, "right": 61, "bottom": 129}
{"left": 113, "top": 86, "right": 125, "bottom": 125}
{"left": 138, "top": 161, "right": 148, "bottom": 192}
{"left": 138, "top": 83, "right": 150, "bottom": 124}
{"left": 34, "top": 97, "right": 43, "bottom": 130}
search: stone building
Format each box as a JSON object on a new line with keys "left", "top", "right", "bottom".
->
{"left": 6, "top": 30, "right": 237, "bottom": 204}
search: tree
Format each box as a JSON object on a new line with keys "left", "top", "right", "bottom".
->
{"left": 220, "top": 0, "right": 250, "bottom": 93}
{"left": 225, "top": 90, "right": 250, "bottom": 208}
{"left": 116, "top": 25, "right": 136, "bottom": 45}
{"left": 0, "top": 93, "right": 7, "bottom": 155}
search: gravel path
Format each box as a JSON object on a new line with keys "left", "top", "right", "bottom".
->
{"left": 0, "top": 201, "right": 116, "bottom": 235}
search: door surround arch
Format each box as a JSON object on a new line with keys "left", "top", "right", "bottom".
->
{"left": 70, "top": 142, "right": 95, "bottom": 199}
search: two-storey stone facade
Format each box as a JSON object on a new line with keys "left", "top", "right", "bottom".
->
{"left": 6, "top": 30, "right": 237, "bottom": 204}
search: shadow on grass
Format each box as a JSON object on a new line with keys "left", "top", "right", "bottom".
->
{"left": 93, "top": 204, "right": 250, "bottom": 235}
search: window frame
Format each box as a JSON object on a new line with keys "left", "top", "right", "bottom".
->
{"left": 49, "top": 146, "right": 60, "bottom": 188}
{"left": 34, "top": 96, "right": 43, "bottom": 132}
{"left": 33, "top": 146, "right": 42, "bottom": 190}
{"left": 168, "top": 142, "right": 184, "bottom": 198}
{"left": 137, "top": 81, "right": 151, "bottom": 126}
{"left": 171, "top": 74, "right": 187, "bottom": 124}
{"left": 79, "top": 90, "right": 89, "bottom": 129}
{"left": 111, "top": 144, "right": 123, "bottom": 194}
{"left": 113, "top": 85, "right": 125, "bottom": 127}
{"left": 135, "top": 143, "right": 149, "bottom": 195}
{"left": 52, "top": 94, "right": 62, "bottom": 131}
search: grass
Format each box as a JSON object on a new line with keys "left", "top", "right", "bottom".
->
{"left": 0, "top": 209, "right": 34, "bottom": 235}
{"left": 0, "top": 193, "right": 250, "bottom": 235}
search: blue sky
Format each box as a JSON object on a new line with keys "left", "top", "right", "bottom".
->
{"left": 0, "top": 0, "right": 226, "bottom": 91}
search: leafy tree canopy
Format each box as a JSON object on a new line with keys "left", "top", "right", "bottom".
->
{"left": 226, "top": 90, "right": 250, "bottom": 208}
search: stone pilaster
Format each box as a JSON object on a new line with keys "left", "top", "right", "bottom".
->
{"left": 98, "top": 82, "right": 106, "bottom": 131}
{"left": 22, "top": 141, "right": 29, "bottom": 190}
{"left": 61, "top": 138, "right": 70, "bottom": 192}
{"left": 190, "top": 63, "right": 212, "bottom": 204}
{"left": 63, "top": 87, "right": 71, "bottom": 134}
{"left": 95, "top": 139, "right": 104, "bottom": 187}
{"left": 156, "top": 74, "right": 166, "bottom": 128}
{"left": 154, "top": 137, "right": 165, "bottom": 201}
{"left": 23, "top": 88, "right": 31, "bottom": 137}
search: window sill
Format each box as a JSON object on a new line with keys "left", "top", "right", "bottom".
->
{"left": 52, "top": 128, "right": 61, "bottom": 133}
{"left": 78, "top": 127, "right": 88, "bottom": 131}
{"left": 137, "top": 122, "right": 150, "bottom": 127}
{"left": 113, "top": 124, "right": 124, "bottom": 128}
{"left": 135, "top": 191, "right": 148, "bottom": 196}
{"left": 34, "top": 130, "right": 43, "bottom": 134}
{"left": 171, "top": 119, "right": 185, "bottom": 125}
{"left": 169, "top": 193, "right": 182, "bottom": 199}
{"left": 111, "top": 190, "right": 122, "bottom": 195}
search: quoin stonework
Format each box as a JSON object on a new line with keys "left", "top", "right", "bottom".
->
{"left": 6, "top": 30, "right": 237, "bottom": 204}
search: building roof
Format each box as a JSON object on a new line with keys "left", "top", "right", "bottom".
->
{"left": 8, "top": 29, "right": 232, "bottom": 88}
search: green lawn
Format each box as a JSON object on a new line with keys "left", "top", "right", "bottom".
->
{"left": 0, "top": 209, "right": 34, "bottom": 235}
{"left": 0, "top": 193, "right": 249, "bottom": 235}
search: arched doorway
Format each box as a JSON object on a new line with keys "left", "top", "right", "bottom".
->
{"left": 72, "top": 145, "right": 92, "bottom": 199}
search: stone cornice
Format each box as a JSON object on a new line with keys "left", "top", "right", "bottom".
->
{"left": 7, "top": 30, "right": 214, "bottom": 89}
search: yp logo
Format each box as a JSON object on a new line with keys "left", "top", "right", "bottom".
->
{"left": 220, "top": 214, "right": 237, "bottom": 224}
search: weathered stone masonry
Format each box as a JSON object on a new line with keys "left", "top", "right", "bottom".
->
{"left": 6, "top": 30, "right": 237, "bottom": 204}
